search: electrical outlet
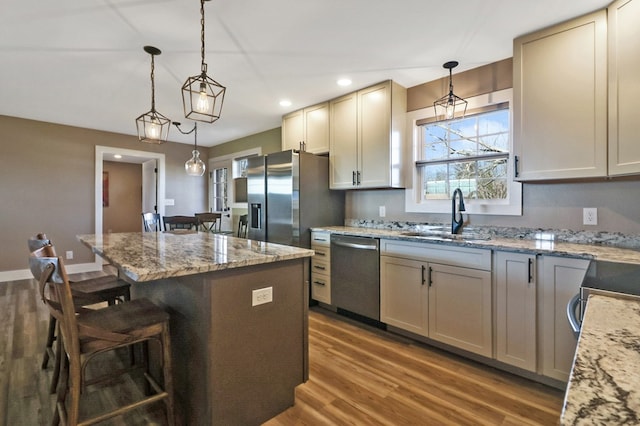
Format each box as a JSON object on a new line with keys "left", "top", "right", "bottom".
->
{"left": 252, "top": 287, "right": 273, "bottom": 306}
{"left": 66, "top": 250, "right": 73, "bottom": 260}
{"left": 379, "top": 206, "right": 386, "bottom": 217}
{"left": 583, "top": 208, "right": 598, "bottom": 226}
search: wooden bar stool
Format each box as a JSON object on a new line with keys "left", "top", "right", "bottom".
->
{"left": 28, "top": 234, "right": 131, "bottom": 394}
{"left": 29, "top": 246, "right": 175, "bottom": 426}
{"left": 162, "top": 215, "right": 198, "bottom": 231}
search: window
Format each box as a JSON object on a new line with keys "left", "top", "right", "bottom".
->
{"left": 210, "top": 166, "right": 228, "bottom": 212}
{"left": 405, "top": 89, "right": 521, "bottom": 215}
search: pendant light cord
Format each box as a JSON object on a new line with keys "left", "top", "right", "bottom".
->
{"left": 200, "top": 0, "right": 207, "bottom": 73}
{"left": 150, "top": 53, "right": 156, "bottom": 112}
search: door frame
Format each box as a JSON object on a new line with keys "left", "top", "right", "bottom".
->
{"left": 94, "top": 145, "right": 166, "bottom": 268}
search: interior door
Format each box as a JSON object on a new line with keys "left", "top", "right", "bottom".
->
{"left": 142, "top": 159, "right": 158, "bottom": 216}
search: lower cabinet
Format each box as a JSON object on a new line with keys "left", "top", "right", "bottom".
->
{"left": 539, "top": 255, "right": 590, "bottom": 382}
{"left": 310, "top": 231, "right": 331, "bottom": 304}
{"left": 496, "top": 251, "right": 537, "bottom": 372}
{"left": 380, "top": 240, "right": 492, "bottom": 358}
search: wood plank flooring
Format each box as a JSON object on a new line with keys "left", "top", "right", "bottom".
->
{"left": 1, "top": 276, "right": 563, "bottom": 425}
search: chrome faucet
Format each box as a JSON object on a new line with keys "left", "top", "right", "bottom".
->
{"left": 451, "top": 188, "right": 466, "bottom": 234}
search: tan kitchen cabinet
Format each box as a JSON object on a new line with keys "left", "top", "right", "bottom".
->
{"left": 513, "top": 10, "right": 607, "bottom": 180}
{"left": 608, "top": 0, "right": 640, "bottom": 175}
{"left": 380, "top": 255, "right": 429, "bottom": 336}
{"left": 495, "top": 251, "right": 537, "bottom": 372}
{"left": 310, "top": 230, "right": 331, "bottom": 304}
{"left": 282, "top": 102, "right": 329, "bottom": 154}
{"left": 539, "top": 255, "right": 589, "bottom": 382}
{"left": 380, "top": 239, "right": 492, "bottom": 357}
{"left": 329, "top": 81, "right": 406, "bottom": 189}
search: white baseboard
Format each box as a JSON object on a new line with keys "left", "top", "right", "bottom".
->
{"left": 0, "top": 261, "right": 103, "bottom": 283}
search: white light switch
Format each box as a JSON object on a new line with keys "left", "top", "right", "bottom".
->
{"left": 379, "top": 206, "right": 386, "bottom": 217}
{"left": 583, "top": 208, "right": 597, "bottom": 225}
{"left": 165, "top": 198, "right": 175, "bottom": 206}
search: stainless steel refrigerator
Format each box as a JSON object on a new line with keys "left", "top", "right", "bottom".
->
{"left": 246, "top": 150, "right": 344, "bottom": 248}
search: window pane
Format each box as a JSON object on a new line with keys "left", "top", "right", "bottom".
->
{"left": 423, "top": 164, "right": 448, "bottom": 198}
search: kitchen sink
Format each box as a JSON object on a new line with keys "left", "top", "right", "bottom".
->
{"left": 399, "top": 230, "right": 491, "bottom": 242}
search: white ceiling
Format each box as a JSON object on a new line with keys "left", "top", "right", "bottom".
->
{"left": 0, "top": 0, "right": 611, "bottom": 147}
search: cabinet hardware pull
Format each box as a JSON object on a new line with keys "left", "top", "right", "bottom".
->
{"left": 514, "top": 155, "right": 520, "bottom": 178}
{"left": 314, "top": 265, "right": 326, "bottom": 271}
{"left": 313, "top": 280, "right": 325, "bottom": 286}
{"left": 315, "top": 251, "right": 326, "bottom": 256}
{"left": 352, "top": 171, "right": 356, "bottom": 186}
{"left": 428, "top": 266, "right": 433, "bottom": 287}
{"left": 356, "top": 171, "right": 361, "bottom": 185}
{"left": 528, "top": 258, "right": 533, "bottom": 283}
{"left": 421, "top": 265, "right": 426, "bottom": 285}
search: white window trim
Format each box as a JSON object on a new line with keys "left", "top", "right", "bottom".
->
{"left": 208, "top": 147, "right": 261, "bottom": 210}
{"left": 405, "top": 88, "right": 522, "bottom": 216}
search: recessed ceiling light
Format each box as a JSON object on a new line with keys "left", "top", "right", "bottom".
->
{"left": 337, "top": 78, "right": 352, "bottom": 87}
{"left": 279, "top": 99, "right": 292, "bottom": 107}
{"left": 114, "top": 154, "right": 122, "bottom": 159}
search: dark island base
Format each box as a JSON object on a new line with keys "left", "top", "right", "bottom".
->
{"left": 131, "top": 258, "right": 309, "bottom": 425}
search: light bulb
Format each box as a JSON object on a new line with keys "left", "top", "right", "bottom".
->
{"left": 148, "top": 120, "right": 160, "bottom": 139}
{"left": 196, "top": 90, "right": 209, "bottom": 113}
{"left": 185, "top": 150, "right": 206, "bottom": 176}
{"left": 445, "top": 102, "right": 455, "bottom": 120}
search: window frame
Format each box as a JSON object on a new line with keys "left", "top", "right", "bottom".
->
{"left": 405, "top": 88, "right": 522, "bottom": 216}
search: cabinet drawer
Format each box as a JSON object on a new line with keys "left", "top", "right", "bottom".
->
{"left": 311, "top": 273, "right": 331, "bottom": 304}
{"left": 380, "top": 239, "right": 491, "bottom": 271}
{"left": 311, "top": 257, "right": 330, "bottom": 275}
{"left": 311, "top": 245, "right": 330, "bottom": 262}
{"left": 311, "top": 231, "right": 331, "bottom": 246}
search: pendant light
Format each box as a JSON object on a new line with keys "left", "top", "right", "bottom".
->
{"left": 173, "top": 121, "right": 206, "bottom": 176}
{"left": 181, "top": 0, "right": 226, "bottom": 123}
{"left": 433, "top": 61, "right": 468, "bottom": 121}
{"left": 136, "top": 46, "right": 171, "bottom": 144}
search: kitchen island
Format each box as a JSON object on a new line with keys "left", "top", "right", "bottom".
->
{"left": 78, "top": 231, "right": 314, "bottom": 425}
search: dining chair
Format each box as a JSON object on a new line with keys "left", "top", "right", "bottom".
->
{"left": 28, "top": 233, "right": 131, "bottom": 394}
{"left": 29, "top": 247, "right": 175, "bottom": 426}
{"left": 195, "top": 212, "right": 222, "bottom": 233}
{"left": 237, "top": 214, "right": 248, "bottom": 238}
{"left": 142, "top": 212, "right": 162, "bottom": 232}
{"left": 163, "top": 215, "right": 198, "bottom": 231}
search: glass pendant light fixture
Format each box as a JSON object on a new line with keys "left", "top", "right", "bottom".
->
{"left": 173, "top": 121, "right": 206, "bottom": 176}
{"left": 181, "top": 0, "right": 226, "bottom": 123}
{"left": 136, "top": 46, "right": 171, "bottom": 144}
{"left": 433, "top": 61, "right": 468, "bottom": 121}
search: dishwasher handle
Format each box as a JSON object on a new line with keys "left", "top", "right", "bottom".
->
{"left": 566, "top": 293, "right": 582, "bottom": 339}
{"left": 331, "top": 239, "right": 379, "bottom": 251}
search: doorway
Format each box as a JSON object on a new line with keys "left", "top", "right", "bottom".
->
{"left": 94, "top": 146, "right": 166, "bottom": 267}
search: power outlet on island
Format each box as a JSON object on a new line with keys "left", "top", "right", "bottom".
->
{"left": 66, "top": 250, "right": 73, "bottom": 260}
{"left": 379, "top": 205, "right": 386, "bottom": 217}
{"left": 583, "top": 208, "right": 598, "bottom": 226}
{"left": 252, "top": 287, "right": 273, "bottom": 307}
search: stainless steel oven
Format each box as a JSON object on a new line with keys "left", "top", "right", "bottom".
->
{"left": 567, "top": 260, "right": 640, "bottom": 338}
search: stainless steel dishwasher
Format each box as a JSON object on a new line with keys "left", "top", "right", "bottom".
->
{"left": 330, "top": 234, "right": 380, "bottom": 320}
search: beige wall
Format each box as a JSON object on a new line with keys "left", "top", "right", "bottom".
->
{"left": 208, "top": 127, "right": 282, "bottom": 158}
{"left": 103, "top": 161, "right": 142, "bottom": 233}
{"left": 1, "top": 115, "right": 208, "bottom": 272}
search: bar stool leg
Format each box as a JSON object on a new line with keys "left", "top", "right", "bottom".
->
{"left": 42, "top": 316, "right": 56, "bottom": 369}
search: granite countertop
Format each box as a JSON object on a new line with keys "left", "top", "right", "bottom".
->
{"left": 312, "top": 225, "right": 640, "bottom": 264}
{"left": 561, "top": 294, "right": 640, "bottom": 425}
{"left": 77, "top": 231, "right": 314, "bottom": 282}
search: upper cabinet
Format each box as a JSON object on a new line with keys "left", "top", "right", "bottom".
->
{"left": 608, "top": 0, "right": 640, "bottom": 175}
{"left": 281, "top": 102, "right": 329, "bottom": 154}
{"left": 329, "top": 81, "right": 407, "bottom": 189}
{"left": 513, "top": 10, "right": 608, "bottom": 181}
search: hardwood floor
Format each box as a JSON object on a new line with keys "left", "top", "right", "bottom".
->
{"left": 1, "top": 277, "right": 563, "bottom": 425}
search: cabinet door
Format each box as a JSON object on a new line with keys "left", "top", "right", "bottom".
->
{"left": 303, "top": 102, "right": 329, "bottom": 154}
{"left": 540, "top": 256, "right": 589, "bottom": 382}
{"left": 496, "top": 252, "right": 537, "bottom": 372}
{"left": 358, "top": 82, "right": 391, "bottom": 188}
{"left": 282, "top": 109, "right": 304, "bottom": 152}
{"left": 428, "top": 264, "right": 492, "bottom": 357}
{"left": 608, "top": 0, "right": 640, "bottom": 175}
{"left": 380, "top": 256, "right": 428, "bottom": 336}
{"left": 513, "top": 10, "right": 607, "bottom": 180}
{"left": 329, "top": 92, "right": 358, "bottom": 189}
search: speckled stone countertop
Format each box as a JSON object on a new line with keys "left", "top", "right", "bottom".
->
{"left": 311, "top": 225, "right": 640, "bottom": 264}
{"left": 77, "top": 232, "right": 314, "bottom": 282}
{"left": 561, "top": 294, "right": 640, "bottom": 425}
